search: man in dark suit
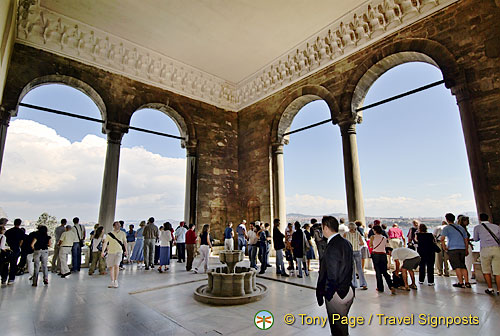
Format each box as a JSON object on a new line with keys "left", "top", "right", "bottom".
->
{"left": 316, "top": 216, "right": 355, "bottom": 336}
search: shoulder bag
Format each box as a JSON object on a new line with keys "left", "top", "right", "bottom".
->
{"left": 108, "top": 232, "right": 126, "bottom": 253}
{"left": 481, "top": 223, "right": 500, "bottom": 245}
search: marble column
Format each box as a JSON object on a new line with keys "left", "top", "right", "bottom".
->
{"left": 272, "top": 143, "right": 287, "bottom": 231}
{"left": 0, "top": 110, "right": 12, "bottom": 176}
{"left": 98, "top": 128, "right": 124, "bottom": 233}
{"left": 184, "top": 145, "right": 198, "bottom": 225}
{"left": 340, "top": 122, "right": 366, "bottom": 225}
{"left": 451, "top": 83, "right": 493, "bottom": 219}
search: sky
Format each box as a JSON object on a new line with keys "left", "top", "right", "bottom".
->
{"left": 0, "top": 62, "right": 476, "bottom": 222}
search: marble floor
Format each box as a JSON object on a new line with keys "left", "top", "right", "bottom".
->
{"left": 0, "top": 256, "right": 498, "bottom": 336}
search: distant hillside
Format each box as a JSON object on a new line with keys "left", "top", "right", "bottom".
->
{"left": 287, "top": 213, "right": 348, "bottom": 224}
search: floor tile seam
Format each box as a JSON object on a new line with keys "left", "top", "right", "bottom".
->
{"left": 256, "top": 275, "right": 316, "bottom": 290}
{"left": 128, "top": 277, "right": 207, "bottom": 295}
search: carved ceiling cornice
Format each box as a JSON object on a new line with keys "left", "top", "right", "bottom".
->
{"left": 16, "top": 0, "right": 457, "bottom": 112}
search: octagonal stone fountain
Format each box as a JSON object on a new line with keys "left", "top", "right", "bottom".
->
{"left": 194, "top": 250, "right": 267, "bottom": 305}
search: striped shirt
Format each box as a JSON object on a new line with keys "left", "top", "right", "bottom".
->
{"left": 344, "top": 231, "right": 362, "bottom": 251}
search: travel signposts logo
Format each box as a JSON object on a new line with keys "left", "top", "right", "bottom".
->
{"left": 254, "top": 310, "right": 274, "bottom": 330}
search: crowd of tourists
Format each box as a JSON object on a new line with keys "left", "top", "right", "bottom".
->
{"left": 0, "top": 212, "right": 499, "bottom": 295}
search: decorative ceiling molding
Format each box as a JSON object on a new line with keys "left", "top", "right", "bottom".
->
{"left": 16, "top": 0, "right": 457, "bottom": 112}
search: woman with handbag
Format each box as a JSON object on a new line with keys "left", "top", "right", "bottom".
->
{"left": 0, "top": 226, "right": 12, "bottom": 285}
{"left": 415, "top": 224, "right": 437, "bottom": 286}
{"left": 369, "top": 225, "right": 396, "bottom": 294}
{"left": 88, "top": 226, "right": 106, "bottom": 276}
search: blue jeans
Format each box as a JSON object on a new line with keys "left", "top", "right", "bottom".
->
{"left": 352, "top": 251, "right": 367, "bottom": 288}
{"left": 237, "top": 237, "right": 246, "bottom": 255}
{"left": 177, "top": 243, "right": 186, "bottom": 262}
{"left": 248, "top": 245, "right": 258, "bottom": 269}
{"left": 275, "top": 249, "right": 285, "bottom": 274}
{"left": 71, "top": 242, "right": 81, "bottom": 271}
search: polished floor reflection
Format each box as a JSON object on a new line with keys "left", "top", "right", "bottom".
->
{"left": 0, "top": 256, "right": 498, "bottom": 335}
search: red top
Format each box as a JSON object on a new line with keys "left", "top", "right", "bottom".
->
{"left": 388, "top": 227, "right": 403, "bottom": 239}
{"left": 185, "top": 229, "right": 197, "bottom": 244}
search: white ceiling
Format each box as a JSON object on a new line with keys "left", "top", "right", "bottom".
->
{"left": 41, "top": 0, "right": 367, "bottom": 83}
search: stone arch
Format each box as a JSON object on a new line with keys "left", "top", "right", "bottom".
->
{"left": 271, "top": 85, "right": 339, "bottom": 144}
{"left": 341, "top": 38, "right": 461, "bottom": 121}
{"left": 15, "top": 75, "right": 107, "bottom": 121}
{"left": 131, "top": 103, "right": 196, "bottom": 149}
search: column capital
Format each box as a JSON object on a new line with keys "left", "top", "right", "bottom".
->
{"left": 339, "top": 122, "right": 357, "bottom": 136}
{"left": 0, "top": 108, "right": 14, "bottom": 126}
{"left": 185, "top": 141, "right": 198, "bottom": 157}
{"left": 271, "top": 142, "right": 285, "bottom": 154}
{"left": 104, "top": 122, "right": 127, "bottom": 144}
{"left": 449, "top": 82, "right": 471, "bottom": 103}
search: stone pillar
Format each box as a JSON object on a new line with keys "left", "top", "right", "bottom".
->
{"left": 340, "top": 122, "right": 366, "bottom": 225}
{"left": 0, "top": 110, "right": 12, "bottom": 175}
{"left": 272, "top": 142, "right": 287, "bottom": 231}
{"left": 451, "top": 83, "right": 492, "bottom": 219}
{"left": 98, "top": 127, "right": 125, "bottom": 233}
{"left": 184, "top": 144, "right": 198, "bottom": 226}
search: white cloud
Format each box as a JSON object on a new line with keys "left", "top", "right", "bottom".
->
{"left": 286, "top": 194, "right": 346, "bottom": 215}
{"left": 286, "top": 193, "right": 476, "bottom": 217}
{"left": 0, "top": 120, "right": 185, "bottom": 222}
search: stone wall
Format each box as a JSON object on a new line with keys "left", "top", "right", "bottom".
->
{"left": 1, "top": 44, "right": 241, "bottom": 240}
{"left": 238, "top": 0, "right": 500, "bottom": 223}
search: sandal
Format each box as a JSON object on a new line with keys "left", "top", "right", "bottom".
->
{"left": 409, "top": 284, "right": 418, "bottom": 290}
{"left": 452, "top": 283, "right": 465, "bottom": 288}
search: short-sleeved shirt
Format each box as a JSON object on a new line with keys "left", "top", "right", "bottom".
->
{"left": 105, "top": 230, "right": 127, "bottom": 254}
{"left": 0, "top": 234, "right": 7, "bottom": 250}
{"left": 388, "top": 227, "right": 404, "bottom": 239}
{"left": 224, "top": 227, "right": 233, "bottom": 239}
{"left": 441, "top": 224, "right": 467, "bottom": 250}
{"left": 185, "top": 230, "right": 197, "bottom": 244}
{"left": 92, "top": 237, "right": 103, "bottom": 252}
{"left": 392, "top": 247, "right": 419, "bottom": 261}
{"left": 59, "top": 230, "right": 77, "bottom": 247}
{"left": 175, "top": 226, "right": 187, "bottom": 243}
{"left": 236, "top": 224, "right": 246, "bottom": 238}
{"left": 473, "top": 222, "right": 500, "bottom": 249}
{"left": 126, "top": 230, "right": 136, "bottom": 242}
{"left": 54, "top": 226, "right": 66, "bottom": 244}
{"left": 5, "top": 227, "right": 25, "bottom": 252}
{"left": 33, "top": 232, "right": 51, "bottom": 250}
{"left": 72, "top": 224, "right": 85, "bottom": 242}
{"left": 248, "top": 230, "right": 258, "bottom": 245}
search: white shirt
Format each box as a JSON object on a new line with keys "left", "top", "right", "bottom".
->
{"left": 248, "top": 230, "right": 259, "bottom": 245}
{"left": 174, "top": 226, "right": 187, "bottom": 243}
{"left": 392, "top": 247, "right": 419, "bottom": 261}
{"left": 92, "top": 237, "right": 103, "bottom": 252}
{"left": 0, "top": 234, "right": 7, "bottom": 250}
{"left": 72, "top": 224, "right": 85, "bottom": 241}
{"left": 159, "top": 230, "right": 172, "bottom": 247}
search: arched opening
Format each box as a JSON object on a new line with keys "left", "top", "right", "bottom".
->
{"left": 283, "top": 100, "right": 346, "bottom": 221}
{"left": 272, "top": 87, "right": 342, "bottom": 231}
{"left": 356, "top": 60, "right": 477, "bottom": 225}
{"left": 0, "top": 83, "right": 105, "bottom": 225}
{"left": 116, "top": 107, "right": 187, "bottom": 227}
